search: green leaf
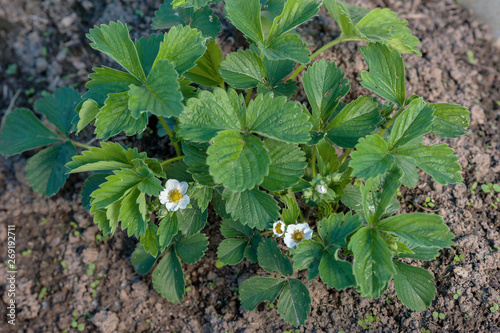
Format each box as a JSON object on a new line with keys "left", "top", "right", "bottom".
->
{"left": 140, "top": 223, "right": 160, "bottom": 257}
{"left": 430, "top": 103, "right": 470, "bottom": 138}
{"left": 277, "top": 279, "right": 311, "bottom": 326}
{"left": 375, "top": 213, "right": 454, "bottom": 248}
{"left": 388, "top": 98, "right": 434, "bottom": 149}
{"left": 261, "top": 33, "right": 310, "bottom": 64}
{"left": 372, "top": 166, "right": 403, "bottom": 222}
{"left": 136, "top": 167, "right": 163, "bottom": 196}
{"left": 158, "top": 214, "right": 179, "bottom": 250}
{"left": 217, "top": 238, "right": 248, "bottom": 265}
{"left": 128, "top": 60, "right": 183, "bottom": 118}
{"left": 280, "top": 194, "right": 301, "bottom": 225}
{"left": 84, "top": 67, "right": 141, "bottom": 105}
{"left": 81, "top": 174, "right": 109, "bottom": 211}
{"left": 302, "top": 59, "right": 350, "bottom": 128}
{"left": 393, "top": 261, "right": 436, "bottom": 311}
{"left": 240, "top": 277, "right": 285, "bottom": 310}
{"left": 131, "top": 244, "right": 157, "bottom": 275}
{"left": 394, "top": 156, "right": 419, "bottom": 188}
{"left": 0, "top": 108, "right": 61, "bottom": 156}
{"left": 219, "top": 49, "right": 266, "bottom": 89}
{"left": 34, "top": 87, "right": 81, "bottom": 136}
{"left": 396, "top": 245, "right": 441, "bottom": 261}
{"left": 94, "top": 92, "right": 148, "bottom": 140}
{"left": 135, "top": 33, "right": 163, "bottom": 77}
{"left": 25, "top": 142, "right": 76, "bottom": 196}
{"left": 185, "top": 40, "right": 224, "bottom": 87}
{"left": 183, "top": 142, "right": 214, "bottom": 186}
{"left": 152, "top": 249, "right": 185, "bottom": 303}
{"left": 76, "top": 99, "right": 100, "bottom": 134}
{"left": 118, "top": 187, "right": 147, "bottom": 237}
{"left": 257, "top": 80, "right": 298, "bottom": 99}
{"left": 319, "top": 249, "right": 356, "bottom": 290}
{"left": 153, "top": 25, "right": 207, "bottom": 75}
{"left": 67, "top": 142, "right": 141, "bottom": 173}
{"left": 350, "top": 135, "right": 394, "bottom": 179}
{"left": 90, "top": 169, "right": 144, "bottom": 209}
{"left": 178, "top": 88, "right": 245, "bottom": 142}
{"left": 257, "top": 238, "right": 293, "bottom": 276}
{"left": 152, "top": 1, "right": 182, "bottom": 29}
{"left": 349, "top": 227, "right": 395, "bottom": 298}
{"left": 189, "top": 185, "right": 213, "bottom": 212}
{"left": 339, "top": 184, "right": 362, "bottom": 212}
{"left": 267, "top": 0, "right": 319, "bottom": 42}
{"left": 317, "top": 212, "right": 362, "bottom": 248}
{"left": 323, "top": 0, "right": 360, "bottom": 37}
{"left": 360, "top": 43, "right": 405, "bottom": 107}
{"left": 87, "top": 21, "right": 146, "bottom": 82}
{"left": 187, "top": 7, "right": 222, "bottom": 39}
{"left": 326, "top": 96, "right": 380, "bottom": 148}
{"left": 177, "top": 200, "right": 208, "bottom": 236}
{"left": 292, "top": 239, "right": 323, "bottom": 280}
{"left": 220, "top": 219, "right": 254, "bottom": 238}
{"left": 207, "top": 130, "right": 270, "bottom": 191}
{"left": 223, "top": 188, "right": 280, "bottom": 230}
{"left": 245, "top": 232, "right": 263, "bottom": 263}
{"left": 262, "top": 57, "right": 295, "bottom": 86}
{"left": 175, "top": 232, "right": 209, "bottom": 264}
{"left": 261, "top": 139, "right": 306, "bottom": 191}
{"left": 164, "top": 161, "right": 193, "bottom": 183}
{"left": 247, "top": 93, "right": 311, "bottom": 143}
{"left": 225, "top": 0, "right": 264, "bottom": 44}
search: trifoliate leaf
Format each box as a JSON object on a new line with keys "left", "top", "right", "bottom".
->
{"left": 177, "top": 200, "right": 208, "bottom": 236}
{"left": 388, "top": 98, "right": 434, "bottom": 149}
{"left": 223, "top": 187, "right": 280, "bottom": 230}
{"left": 135, "top": 33, "right": 163, "bottom": 77}
{"left": 267, "top": 0, "right": 319, "bottom": 42}
{"left": 430, "top": 103, "right": 470, "bottom": 138}
{"left": 350, "top": 135, "right": 394, "bottom": 179}
{"left": 261, "top": 138, "right": 306, "bottom": 191}
{"left": 131, "top": 244, "right": 157, "bottom": 275}
{"left": 34, "top": 87, "right": 81, "bottom": 136}
{"left": 84, "top": 67, "right": 141, "bottom": 105}
{"left": 158, "top": 214, "right": 179, "bottom": 251}
{"left": 128, "top": 60, "right": 183, "bottom": 118}
{"left": 175, "top": 232, "right": 209, "bottom": 264}
{"left": 219, "top": 49, "right": 266, "bottom": 89}
{"left": 257, "top": 238, "right": 293, "bottom": 276}
{"left": 76, "top": 99, "right": 99, "bottom": 134}
{"left": 0, "top": 108, "right": 61, "bottom": 156}
{"left": 87, "top": 21, "right": 146, "bottom": 82}
{"left": 81, "top": 174, "right": 109, "bottom": 211}
{"left": 153, "top": 25, "right": 207, "bottom": 75}
{"left": 317, "top": 212, "right": 362, "bottom": 248}
{"left": 218, "top": 238, "right": 248, "bottom": 265}
{"left": 375, "top": 213, "right": 454, "bottom": 248}
{"left": 185, "top": 40, "right": 224, "bottom": 87}
{"left": 319, "top": 249, "right": 356, "bottom": 290}
{"left": 225, "top": 0, "right": 264, "bottom": 44}
{"left": 394, "top": 261, "right": 436, "bottom": 311}
{"left": 360, "top": 43, "right": 405, "bottom": 107}
{"left": 277, "top": 279, "right": 311, "bottom": 326}
{"left": 240, "top": 277, "right": 285, "bottom": 310}
{"left": 207, "top": 130, "right": 270, "bottom": 191}
{"left": 152, "top": 249, "right": 185, "bottom": 303}
{"left": 247, "top": 93, "right": 311, "bottom": 143}
{"left": 118, "top": 187, "right": 147, "bottom": 237}
{"left": 326, "top": 96, "right": 380, "bottom": 148}
{"left": 302, "top": 59, "right": 350, "bottom": 129}
{"left": 261, "top": 33, "right": 310, "bottom": 64}
{"left": 292, "top": 239, "right": 323, "bottom": 280}
{"left": 349, "top": 227, "right": 395, "bottom": 298}
{"left": 25, "top": 141, "right": 76, "bottom": 196}
{"left": 140, "top": 223, "right": 160, "bottom": 257}
{"left": 94, "top": 92, "right": 148, "bottom": 140}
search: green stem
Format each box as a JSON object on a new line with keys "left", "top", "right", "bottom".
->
{"left": 260, "top": 230, "right": 273, "bottom": 235}
{"left": 161, "top": 155, "right": 185, "bottom": 168}
{"left": 69, "top": 139, "right": 93, "bottom": 150}
{"left": 159, "top": 116, "right": 181, "bottom": 157}
{"left": 245, "top": 88, "right": 253, "bottom": 106}
{"left": 291, "top": 192, "right": 305, "bottom": 222}
{"left": 378, "top": 106, "right": 406, "bottom": 137}
{"left": 338, "top": 148, "right": 353, "bottom": 165}
{"left": 311, "top": 145, "right": 317, "bottom": 178}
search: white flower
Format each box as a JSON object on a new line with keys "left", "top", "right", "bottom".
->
{"left": 273, "top": 220, "right": 286, "bottom": 237}
{"left": 159, "top": 179, "right": 190, "bottom": 212}
{"left": 316, "top": 184, "right": 328, "bottom": 194}
{"left": 284, "top": 223, "right": 313, "bottom": 248}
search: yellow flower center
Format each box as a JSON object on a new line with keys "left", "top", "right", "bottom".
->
{"left": 275, "top": 223, "right": 283, "bottom": 234}
{"left": 292, "top": 230, "right": 305, "bottom": 243}
{"left": 168, "top": 189, "right": 183, "bottom": 203}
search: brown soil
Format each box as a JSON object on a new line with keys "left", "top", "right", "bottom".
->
{"left": 1, "top": 0, "right": 499, "bottom": 332}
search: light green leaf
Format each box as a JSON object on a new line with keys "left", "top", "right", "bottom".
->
{"left": 175, "top": 232, "right": 209, "bottom": 264}
{"left": 87, "top": 21, "right": 146, "bottom": 82}
{"left": 152, "top": 249, "right": 185, "bottom": 303}
{"left": 372, "top": 166, "right": 403, "bottom": 222}
{"left": 240, "top": 277, "right": 285, "bottom": 310}
{"left": 350, "top": 135, "right": 394, "bottom": 179}
{"left": 323, "top": 0, "right": 360, "bottom": 37}
{"left": 158, "top": 214, "right": 179, "bottom": 250}
{"left": 225, "top": 0, "right": 264, "bottom": 44}
{"left": 84, "top": 67, "right": 141, "bottom": 105}
{"left": 277, "top": 279, "right": 311, "bottom": 326}
{"left": 217, "top": 238, "right": 248, "bottom": 265}
{"left": 171, "top": 0, "right": 212, "bottom": 9}
{"left": 178, "top": 88, "right": 245, "bottom": 142}
{"left": 34, "top": 87, "right": 81, "bottom": 136}
{"left": 185, "top": 40, "right": 224, "bottom": 87}
{"left": 360, "top": 43, "right": 405, "bottom": 107}
{"left": 177, "top": 200, "right": 208, "bottom": 236}
{"left": 267, "top": 0, "right": 319, "bottom": 42}
{"left": 153, "top": 25, "right": 207, "bottom": 75}
{"left": 317, "top": 212, "right": 362, "bottom": 248}
{"left": 302, "top": 59, "right": 350, "bottom": 128}
{"left": 207, "top": 130, "right": 270, "bottom": 191}
{"left": 118, "top": 187, "right": 147, "bottom": 237}
{"left": 189, "top": 185, "right": 213, "bottom": 212}
{"left": 247, "top": 93, "right": 311, "bottom": 143}
{"left": 375, "top": 213, "right": 454, "bottom": 248}
{"left": 76, "top": 99, "right": 100, "bottom": 134}
{"left": 219, "top": 49, "right": 266, "bottom": 89}
{"left": 261, "top": 138, "right": 306, "bottom": 191}
{"left": 394, "top": 156, "right": 419, "bottom": 188}
{"left": 349, "top": 227, "right": 395, "bottom": 298}
{"left": 394, "top": 261, "right": 436, "bottom": 311}
{"left": 25, "top": 141, "right": 76, "bottom": 196}
{"left": 292, "top": 239, "right": 323, "bottom": 280}
{"left": 131, "top": 244, "right": 157, "bottom": 275}
{"left": 223, "top": 187, "right": 280, "bottom": 230}
{"left": 135, "top": 33, "right": 163, "bottom": 77}
{"left": 0, "top": 108, "right": 60, "bottom": 156}
{"left": 128, "top": 60, "right": 183, "bottom": 118}
{"left": 140, "top": 223, "right": 160, "bottom": 257}
{"left": 430, "top": 103, "right": 470, "bottom": 138}
{"left": 90, "top": 169, "right": 144, "bottom": 209}
{"left": 319, "top": 249, "right": 356, "bottom": 290}
{"left": 261, "top": 33, "right": 310, "bottom": 64}
{"left": 257, "top": 238, "right": 293, "bottom": 276}
{"left": 326, "top": 96, "right": 380, "bottom": 148}
{"left": 182, "top": 142, "right": 214, "bottom": 186}
{"left": 136, "top": 167, "right": 163, "bottom": 196}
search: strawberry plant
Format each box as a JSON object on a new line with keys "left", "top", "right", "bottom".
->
{"left": 0, "top": 0, "right": 471, "bottom": 326}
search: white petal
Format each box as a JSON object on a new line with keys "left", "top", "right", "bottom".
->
{"left": 304, "top": 228, "right": 313, "bottom": 240}
{"left": 159, "top": 189, "right": 170, "bottom": 204}
{"left": 284, "top": 235, "right": 297, "bottom": 248}
{"left": 286, "top": 224, "right": 298, "bottom": 235}
{"left": 177, "top": 195, "right": 190, "bottom": 210}
{"left": 165, "top": 202, "right": 179, "bottom": 211}
{"left": 178, "top": 181, "right": 189, "bottom": 194}
{"left": 165, "top": 179, "right": 180, "bottom": 191}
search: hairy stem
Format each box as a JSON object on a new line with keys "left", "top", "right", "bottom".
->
{"left": 158, "top": 116, "right": 182, "bottom": 157}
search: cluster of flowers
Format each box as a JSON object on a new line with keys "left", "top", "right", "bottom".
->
{"left": 159, "top": 179, "right": 314, "bottom": 248}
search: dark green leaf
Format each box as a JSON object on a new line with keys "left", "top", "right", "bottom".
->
{"left": 158, "top": 214, "right": 179, "bottom": 251}
{"left": 430, "top": 103, "right": 470, "bottom": 138}
{"left": 225, "top": 0, "right": 264, "bottom": 44}
{"left": 152, "top": 249, "right": 185, "bottom": 303}
{"left": 319, "top": 249, "right": 356, "bottom": 290}
{"left": 262, "top": 57, "right": 295, "bottom": 86}
{"left": 67, "top": 142, "right": 141, "bottom": 173}
{"left": 317, "top": 212, "right": 362, "bottom": 248}
{"left": 135, "top": 33, "right": 163, "bottom": 77}
{"left": 175, "top": 232, "right": 208, "bottom": 264}
{"left": 183, "top": 142, "right": 214, "bottom": 186}
{"left": 131, "top": 243, "right": 157, "bottom": 275}
{"left": 118, "top": 187, "right": 147, "bottom": 237}
{"left": 292, "top": 239, "right": 323, "bottom": 280}
{"left": 177, "top": 200, "right": 208, "bottom": 236}
{"left": 34, "top": 87, "right": 81, "bottom": 136}
{"left": 372, "top": 166, "right": 403, "bottom": 222}
{"left": 219, "top": 49, "right": 266, "bottom": 89}
{"left": 394, "top": 261, "right": 436, "bottom": 311}
{"left": 84, "top": 67, "right": 141, "bottom": 105}
{"left": 257, "top": 238, "right": 293, "bottom": 276}
{"left": 189, "top": 185, "right": 213, "bottom": 212}
{"left": 240, "top": 277, "right": 285, "bottom": 310}
{"left": 245, "top": 232, "right": 263, "bottom": 263}
{"left": 267, "top": 0, "right": 319, "bottom": 41}
{"left": 261, "top": 33, "right": 310, "bottom": 64}
{"left": 217, "top": 238, "right": 248, "bottom": 265}
{"left": 81, "top": 174, "right": 109, "bottom": 211}
{"left": 140, "top": 223, "right": 160, "bottom": 257}
{"left": 220, "top": 218, "right": 254, "bottom": 238}
{"left": 152, "top": 1, "right": 182, "bottom": 29}
{"left": 350, "top": 135, "right": 394, "bottom": 179}
{"left": 277, "top": 278, "right": 311, "bottom": 326}
{"left": 396, "top": 245, "right": 441, "bottom": 261}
